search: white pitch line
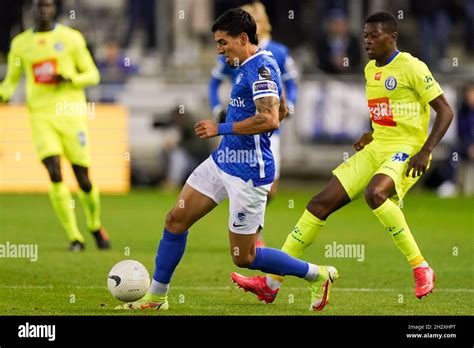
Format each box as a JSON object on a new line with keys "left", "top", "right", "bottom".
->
{"left": 0, "top": 285, "right": 473, "bottom": 292}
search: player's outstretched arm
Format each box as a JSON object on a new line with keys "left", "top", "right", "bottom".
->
{"left": 406, "top": 94, "right": 454, "bottom": 178}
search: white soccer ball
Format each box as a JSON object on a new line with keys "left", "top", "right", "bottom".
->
{"left": 107, "top": 260, "right": 150, "bottom": 302}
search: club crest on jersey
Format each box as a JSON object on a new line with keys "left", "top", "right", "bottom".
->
{"left": 258, "top": 67, "right": 271, "bottom": 80}
{"left": 391, "top": 152, "right": 409, "bottom": 162}
{"left": 54, "top": 42, "right": 64, "bottom": 51}
{"left": 385, "top": 76, "right": 397, "bottom": 90}
{"left": 235, "top": 73, "right": 243, "bottom": 85}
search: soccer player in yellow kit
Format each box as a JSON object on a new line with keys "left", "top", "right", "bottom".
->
{"left": 232, "top": 12, "right": 454, "bottom": 308}
{"left": 0, "top": 0, "right": 110, "bottom": 251}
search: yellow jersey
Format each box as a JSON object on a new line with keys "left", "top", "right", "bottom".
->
{"left": 365, "top": 51, "right": 443, "bottom": 147}
{"left": 0, "top": 24, "right": 99, "bottom": 118}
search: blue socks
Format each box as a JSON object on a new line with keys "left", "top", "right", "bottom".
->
{"left": 249, "top": 247, "right": 309, "bottom": 278}
{"left": 153, "top": 228, "right": 188, "bottom": 283}
{"left": 152, "top": 230, "right": 312, "bottom": 285}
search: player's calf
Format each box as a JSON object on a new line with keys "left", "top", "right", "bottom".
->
{"left": 231, "top": 254, "right": 255, "bottom": 268}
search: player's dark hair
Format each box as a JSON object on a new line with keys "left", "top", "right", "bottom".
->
{"left": 365, "top": 12, "right": 398, "bottom": 33}
{"left": 211, "top": 8, "right": 258, "bottom": 45}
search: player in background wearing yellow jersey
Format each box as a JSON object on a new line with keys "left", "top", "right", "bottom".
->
{"left": 232, "top": 12, "right": 454, "bottom": 307}
{"left": 0, "top": 0, "right": 110, "bottom": 251}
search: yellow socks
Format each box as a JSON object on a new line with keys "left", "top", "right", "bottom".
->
{"left": 49, "top": 182, "right": 84, "bottom": 242}
{"left": 373, "top": 199, "right": 426, "bottom": 268}
{"left": 268, "top": 209, "right": 326, "bottom": 284}
{"left": 281, "top": 209, "right": 326, "bottom": 257}
{"left": 78, "top": 185, "right": 102, "bottom": 231}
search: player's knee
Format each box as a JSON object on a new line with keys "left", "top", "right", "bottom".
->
{"left": 364, "top": 187, "right": 388, "bottom": 209}
{"left": 46, "top": 166, "right": 62, "bottom": 182}
{"left": 165, "top": 210, "right": 188, "bottom": 233}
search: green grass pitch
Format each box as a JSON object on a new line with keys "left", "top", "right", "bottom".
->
{"left": 0, "top": 187, "right": 473, "bottom": 316}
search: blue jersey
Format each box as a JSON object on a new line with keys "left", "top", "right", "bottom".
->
{"left": 211, "top": 50, "right": 282, "bottom": 186}
{"left": 209, "top": 39, "right": 298, "bottom": 135}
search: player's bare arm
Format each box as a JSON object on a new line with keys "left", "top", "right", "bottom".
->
{"left": 406, "top": 94, "right": 454, "bottom": 178}
{"left": 195, "top": 95, "right": 280, "bottom": 138}
{"left": 279, "top": 91, "right": 289, "bottom": 121}
{"left": 353, "top": 131, "right": 374, "bottom": 151}
{"left": 233, "top": 95, "right": 280, "bottom": 134}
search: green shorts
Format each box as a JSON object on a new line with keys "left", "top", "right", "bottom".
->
{"left": 332, "top": 142, "right": 428, "bottom": 202}
{"left": 30, "top": 116, "right": 90, "bottom": 167}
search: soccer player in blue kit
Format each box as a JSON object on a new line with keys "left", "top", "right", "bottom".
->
{"left": 117, "top": 8, "right": 339, "bottom": 312}
{"left": 209, "top": 2, "right": 298, "bottom": 247}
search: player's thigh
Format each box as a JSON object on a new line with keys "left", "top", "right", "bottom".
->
{"left": 60, "top": 121, "right": 91, "bottom": 167}
{"left": 172, "top": 157, "right": 227, "bottom": 229}
{"left": 223, "top": 173, "right": 271, "bottom": 235}
{"left": 186, "top": 156, "right": 228, "bottom": 205}
{"left": 30, "top": 118, "right": 63, "bottom": 161}
{"left": 376, "top": 148, "right": 427, "bottom": 202}
{"left": 166, "top": 183, "right": 218, "bottom": 232}
{"left": 332, "top": 145, "right": 379, "bottom": 200}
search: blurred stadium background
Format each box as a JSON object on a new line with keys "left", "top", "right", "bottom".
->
{"left": 0, "top": 0, "right": 473, "bottom": 194}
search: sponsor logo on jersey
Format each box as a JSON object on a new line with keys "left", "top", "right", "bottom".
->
{"left": 229, "top": 96, "right": 245, "bottom": 107}
{"left": 32, "top": 59, "right": 58, "bottom": 84}
{"left": 258, "top": 66, "right": 272, "bottom": 80}
{"left": 391, "top": 152, "right": 409, "bottom": 162}
{"left": 385, "top": 76, "right": 397, "bottom": 90}
{"left": 368, "top": 97, "right": 397, "bottom": 126}
{"left": 375, "top": 72, "right": 382, "bottom": 80}
{"left": 252, "top": 81, "right": 278, "bottom": 94}
{"left": 424, "top": 75, "right": 436, "bottom": 90}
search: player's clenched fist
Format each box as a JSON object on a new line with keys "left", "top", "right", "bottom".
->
{"left": 195, "top": 120, "right": 218, "bottom": 139}
{"left": 353, "top": 131, "right": 373, "bottom": 151}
